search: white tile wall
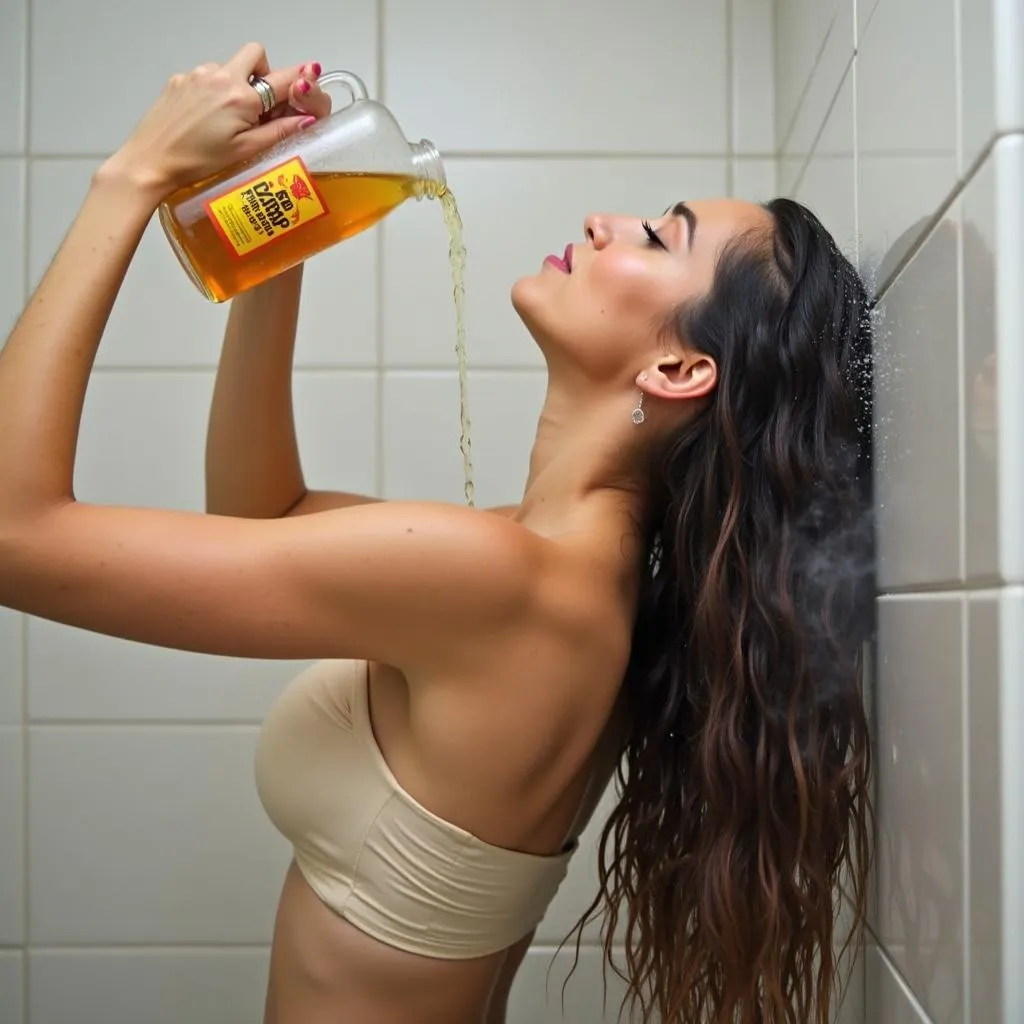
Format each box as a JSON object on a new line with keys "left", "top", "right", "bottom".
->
{"left": 26, "top": 623, "right": 313, "bottom": 723}
{"left": 865, "top": 946, "right": 931, "bottom": 1023}
{"left": 0, "top": 0, "right": 26, "bottom": 155}
{"left": 0, "top": 953, "right": 23, "bottom": 1024}
{"left": 993, "top": 0, "right": 1024, "bottom": 138}
{"left": 3, "top": 2, "right": 777, "bottom": 1022}
{"left": 732, "top": 158, "right": 778, "bottom": 202}
{"left": 1002, "top": 588, "right": 1024, "bottom": 1023}
{"left": 732, "top": 0, "right": 777, "bottom": 155}
{"left": 0, "top": 610, "right": 21, "bottom": 728}
{"left": 780, "top": 6, "right": 855, "bottom": 172}
{"left": 68, "top": 370, "right": 377, "bottom": 512}
{"left": 383, "top": 1, "right": 728, "bottom": 153}
{"left": 967, "top": 593, "right": 1001, "bottom": 1024}
{"left": 382, "top": 370, "right": 546, "bottom": 505}
{"left": 0, "top": 160, "right": 25, "bottom": 338}
{"left": 790, "top": 65, "right": 856, "bottom": 256}
{"left": 857, "top": 0, "right": 957, "bottom": 156}
{"left": 856, "top": 0, "right": 958, "bottom": 284}
{"left": 774, "top": 0, "right": 847, "bottom": 152}
{"left": 962, "top": 155, "right": 1000, "bottom": 583}
{"left": 776, "top": 4, "right": 1024, "bottom": 1023}
{"left": 873, "top": 213, "right": 962, "bottom": 590}
{"left": 857, "top": 0, "right": 881, "bottom": 41}
{"left": 29, "top": 950, "right": 270, "bottom": 1024}
{"left": 28, "top": 727, "right": 289, "bottom": 944}
{"left": 0, "top": 731, "right": 24, "bottom": 947}
{"left": 872, "top": 596, "right": 964, "bottom": 1023}
{"left": 507, "top": 949, "right": 631, "bottom": 1024}
{"left": 992, "top": 136, "right": 1024, "bottom": 585}
{"left": 960, "top": 0, "right": 998, "bottom": 171}
{"left": 856, "top": 154, "right": 958, "bottom": 292}
{"left": 29, "top": 0, "right": 378, "bottom": 154}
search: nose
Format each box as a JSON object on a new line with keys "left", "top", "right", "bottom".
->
{"left": 584, "top": 212, "right": 613, "bottom": 249}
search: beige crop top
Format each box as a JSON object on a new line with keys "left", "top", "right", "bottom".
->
{"left": 254, "top": 659, "right": 597, "bottom": 960}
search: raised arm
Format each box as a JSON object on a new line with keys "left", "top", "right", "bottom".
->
{"left": 0, "top": 44, "right": 536, "bottom": 668}
{"left": 206, "top": 273, "right": 519, "bottom": 520}
{"left": 204, "top": 263, "right": 382, "bottom": 518}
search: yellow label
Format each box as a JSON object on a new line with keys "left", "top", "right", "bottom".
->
{"left": 204, "top": 157, "right": 328, "bottom": 258}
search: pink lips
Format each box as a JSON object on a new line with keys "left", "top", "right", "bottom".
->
{"left": 544, "top": 244, "right": 573, "bottom": 273}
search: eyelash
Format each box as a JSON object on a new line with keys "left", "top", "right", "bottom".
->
{"left": 642, "top": 220, "right": 667, "bottom": 250}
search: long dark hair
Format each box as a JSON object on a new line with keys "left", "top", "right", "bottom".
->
{"left": 581, "top": 199, "right": 875, "bottom": 1024}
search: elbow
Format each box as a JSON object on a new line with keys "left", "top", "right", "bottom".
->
{"left": 0, "top": 508, "right": 55, "bottom": 611}
{"left": 0, "top": 497, "right": 73, "bottom": 538}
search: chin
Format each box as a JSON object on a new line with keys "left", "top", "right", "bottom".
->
{"left": 511, "top": 275, "right": 558, "bottom": 353}
{"left": 510, "top": 273, "right": 542, "bottom": 323}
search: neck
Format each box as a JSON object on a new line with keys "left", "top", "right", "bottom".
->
{"left": 515, "top": 378, "right": 647, "bottom": 535}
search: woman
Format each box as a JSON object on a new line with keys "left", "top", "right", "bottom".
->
{"left": 0, "top": 44, "right": 874, "bottom": 1024}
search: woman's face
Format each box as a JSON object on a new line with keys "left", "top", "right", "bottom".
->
{"left": 512, "top": 197, "right": 772, "bottom": 385}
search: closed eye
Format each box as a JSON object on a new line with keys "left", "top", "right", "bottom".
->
{"left": 642, "top": 220, "right": 668, "bottom": 251}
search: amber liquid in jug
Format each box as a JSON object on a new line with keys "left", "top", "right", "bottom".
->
{"left": 161, "top": 169, "right": 435, "bottom": 304}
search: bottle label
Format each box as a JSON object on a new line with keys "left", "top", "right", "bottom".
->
{"left": 204, "top": 157, "right": 328, "bottom": 258}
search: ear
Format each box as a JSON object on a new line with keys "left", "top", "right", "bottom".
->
{"left": 636, "top": 352, "right": 717, "bottom": 402}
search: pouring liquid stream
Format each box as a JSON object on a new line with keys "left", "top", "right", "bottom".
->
{"left": 437, "top": 189, "right": 475, "bottom": 507}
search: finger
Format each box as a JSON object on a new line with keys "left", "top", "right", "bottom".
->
{"left": 235, "top": 114, "right": 317, "bottom": 160}
{"left": 226, "top": 41, "right": 269, "bottom": 78}
{"left": 287, "top": 76, "right": 332, "bottom": 119}
{"left": 259, "top": 63, "right": 319, "bottom": 113}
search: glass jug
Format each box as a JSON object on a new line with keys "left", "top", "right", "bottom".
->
{"left": 158, "top": 71, "right": 446, "bottom": 302}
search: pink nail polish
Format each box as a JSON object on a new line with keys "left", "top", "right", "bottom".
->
{"left": 297, "top": 79, "right": 310, "bottom": 94}
{"left": 311, "top": 62, "right": 322, "bottom": 77}
{"left": 299, "top": 116, "right": 316, "bottom": 130}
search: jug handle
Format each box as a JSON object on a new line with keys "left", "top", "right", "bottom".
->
{"left": 316, "top": 71, "right": 370, "bottom": 109}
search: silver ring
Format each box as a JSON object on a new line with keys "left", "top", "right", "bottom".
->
{"left": 248, "top": 74, "right": 276, "bottom": 115}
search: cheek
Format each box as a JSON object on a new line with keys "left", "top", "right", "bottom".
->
{"left": 582, "top": 256, "right": 675, "bottom": 331}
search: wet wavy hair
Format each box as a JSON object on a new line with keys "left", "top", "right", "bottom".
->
{"left": 577, "top": 198, "right": 875, "bottom": 1024}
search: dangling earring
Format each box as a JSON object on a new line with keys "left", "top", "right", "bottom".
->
{"left": 631, "top": 391, "right": 646, "bottom": 425}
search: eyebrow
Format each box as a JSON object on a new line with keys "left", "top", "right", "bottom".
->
{"left": 664, "top": 201, "right": 697, "bottom": 250}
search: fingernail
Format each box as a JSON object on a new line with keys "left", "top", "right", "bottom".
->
{"left": 311, "top": 62, "right": 322, "bottom": 77}
{"left": 299, "top": 116, "right": 317, "bottom": 130}
{"left": 297, "top": 79, "right": 311, "bottom": 94}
